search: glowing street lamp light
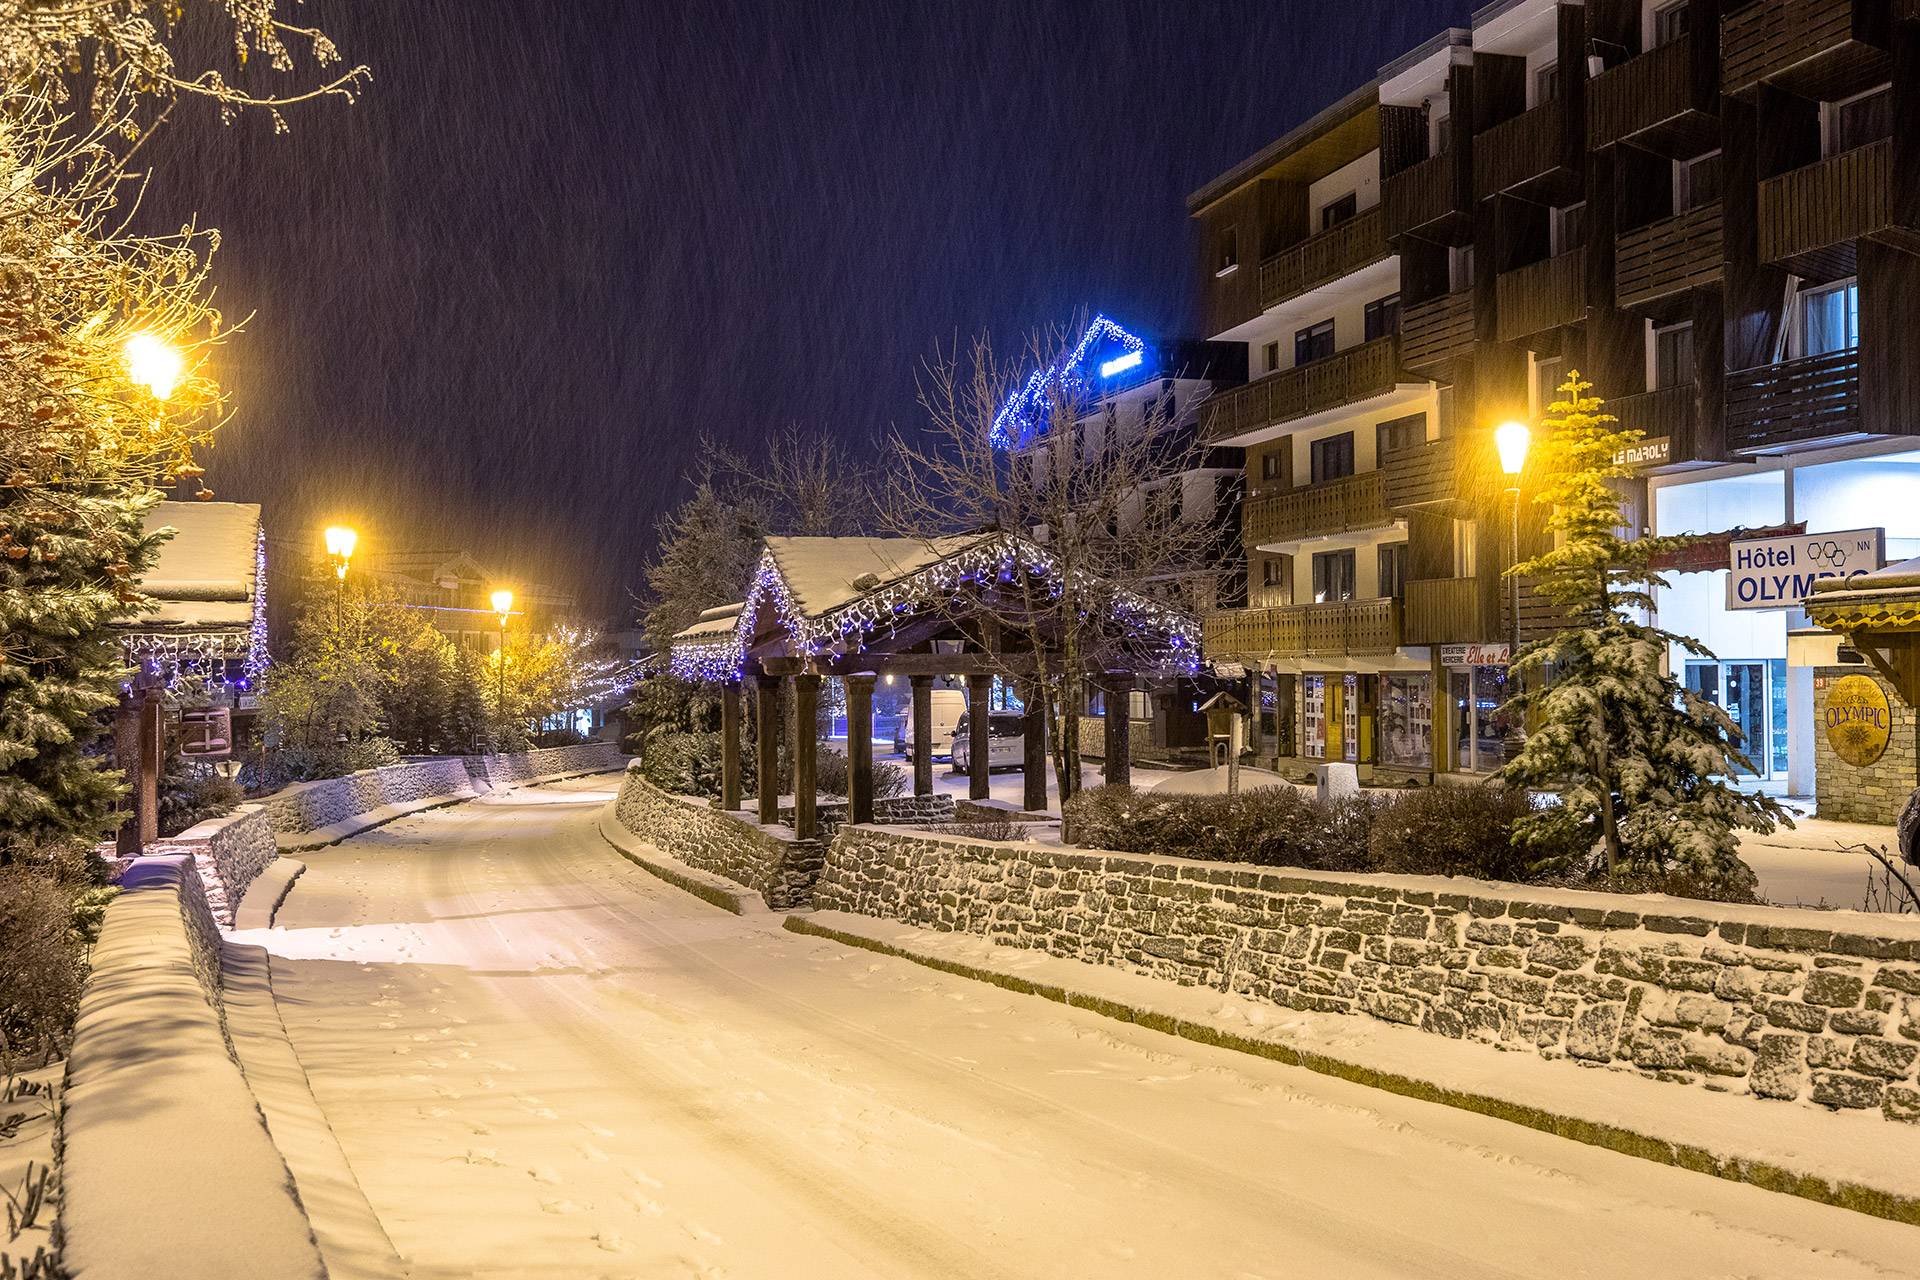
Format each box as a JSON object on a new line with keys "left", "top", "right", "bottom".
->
{"left": 490, "top": 589, "right": 515, "bottom": 722}
{"left": 1494, "top": 420, "right": 1532, "bottom": 478}
{"left": 1493, "top": 420, "right": 1532, "bottom": 665}
{"left": 323, "top": 525, "right": 358, "bottom": 580}
{"left": 123, "top": 332, "right": 183, "bottom": 401}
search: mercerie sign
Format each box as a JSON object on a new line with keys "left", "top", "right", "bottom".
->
{"left": 1724, "top": 528, "right": 1883, "bottom": 612}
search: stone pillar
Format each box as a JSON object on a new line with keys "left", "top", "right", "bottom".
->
{"left": 756, "top": 672, "right": 781, "bottom": 823}
{"left": 909, "top": 675, "right": 934, "bottom": 797}
{"left": 1104, "top": 672, "right": 1133, "bottom": 789}
{"left": 1021, "top": 678, "right": 1048, "bottom": 813}
{"left": 966, "top": 673, "right": 992, "bottom": 801}
{"left": 719, "top": 680, "right": 742, "bottom": 811}
{"left": 846, "top": 674, "right": 876, "bottom": 825}
{"left": 793, "top": 674, "right": 821, "bottom": 839}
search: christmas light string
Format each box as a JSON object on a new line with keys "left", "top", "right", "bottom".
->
{"left": 990, "top": 314, "right": 1146, "bottom": 450}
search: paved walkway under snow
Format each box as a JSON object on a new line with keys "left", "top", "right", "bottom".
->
{"left": 245, "top": 777, "right": 1920, "bottom": 1279}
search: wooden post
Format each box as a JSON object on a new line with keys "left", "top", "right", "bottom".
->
{"left": 910, "top": 674, "right": 934, "bottom": 797}
{"left": 1021, "top": 678, "right": 1047, "bottom": 813}
{"left": 113, "top": 695, "right": 143, "bottom": 858}
{"left": 756, "top": 671, "right": 781, "bottom": 823}
{"left": 793, "top": 673, "right": 820, "bottom": 840}
{"left": 846, "top": 674, "right": 876, "bottom": 825}
{"left": 966, "top": 673, "right": 992, "bottom": 801}
{"left": 1104, "top": 673, "right": 1132, "bottom": 789}
{"left": 138, "top": 687, "right": 163, "bottom": 845}
{"left": 719, "top": 680, "right": 742, "bottom": 811}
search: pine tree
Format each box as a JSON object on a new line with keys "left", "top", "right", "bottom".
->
{"left": 1500, "top": 372, "right": 1785, "bottom": 888}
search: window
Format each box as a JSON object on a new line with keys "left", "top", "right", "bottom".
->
{"left": 1128, "top": 691, "right": 1152, "bottom": 720}
{"left": 1653, "top": 0, "right": 1689, "bottom": 47}
{"left": 1531, "top": 355, "right": 1566, "bottom": 417}
{"left": 1434, "top": 112, "right": 1452, "bottom": 155}
{"left": 1680, "top": 151, "right": 1722, "bottom": 210}
{"left": 1654, "top": 322, "right": 1694, "bottom": 389}
{"left": 1294, "top": 318, "right": 1335, "bottom": 365}
{"left": 1262, "top": 339, "right": 1280, "bottom": 373}
{"left": 1453, "top": 518, "right": 1479, "bottom": 578}
{"left": 1797, "top": 280, "right": 1859, "bottom": 357}
{"left": 1449, "top": 243, "right": 1475, "bottom": 292}
{"left": 1831, "top": 85, "right": 1891, "bottom": 155}
{"left": 1554, "top": 203, "right": 1586, "bottom": 254}
{"left": 1309, "top": 432, "right": 1355, "bottom": 484}
{"left": 1311, "top": 549, "right": 1357, "bottom": 603}
{"left": 1261, "top": 558, "right": 1286, "bottom": 588}
{"left": 1376, "top": 411, "right": 1426, "bottom": 455}
{"left": 1320, "top": 192, "right": 1358, "bottom": 230}
{"left": 1259, "top": 450, "right": 1285, "bottom": 483}
{"left": 1364, "top": 294, "right": 1401, "bottom": 341}
{"left": 1378, "top": 544, "right": 1408, "bottom": 599}
{"left": 1535, "top": 61, "right": 1560, "bottom": 105}
{"left": 1215, "top": 226, "right": 1239, "bottom": 276}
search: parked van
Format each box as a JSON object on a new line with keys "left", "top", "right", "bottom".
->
{"left": 892, "top": 687, "right": 967, "bottom": 759}
{"left": 949, "top": 710, "right": 1028, "bottom": 775}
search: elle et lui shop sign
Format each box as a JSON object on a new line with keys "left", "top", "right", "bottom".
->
{"left": 1726, "top": 528, "right": 1883, "bottom": 612}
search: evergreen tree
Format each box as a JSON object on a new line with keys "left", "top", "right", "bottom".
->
{"left": 642, "top": 478, "right": 766, "bottom": 658}
{"left": 1501, "top": 372, "right": 1785, "bottom": 886}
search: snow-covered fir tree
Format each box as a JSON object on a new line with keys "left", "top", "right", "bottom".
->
{"left": 1500, "top": 371, "right": 1786, "bottom": 887}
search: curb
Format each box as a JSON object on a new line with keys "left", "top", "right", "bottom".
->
{"left": 232, "top": 857, "right": 306, "bottom": 930}
{"left": 594, "top": 804, "right": 762, "bottom": 915}
{"left": 782, "top": 913, "right": 1920, "bottom": 1227}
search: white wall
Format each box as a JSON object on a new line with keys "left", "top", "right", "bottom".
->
{"left": 1307, "top": 150, "right": 1381, "bottom": 220}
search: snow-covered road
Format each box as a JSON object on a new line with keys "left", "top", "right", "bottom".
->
{"left": 251, "top": 777, "right": 1920, "bottom": 1279}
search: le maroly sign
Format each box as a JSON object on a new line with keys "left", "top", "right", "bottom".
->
{"left": 1725, "top": 527, "right": 1883, "bottom": 612}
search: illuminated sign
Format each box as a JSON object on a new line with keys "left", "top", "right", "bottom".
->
{"left": 1725, "top": 527, "right": 1883, "bottom": 612}
{"left": 990, "top": 314, "right": 1148, "bottom": 449}
{"left": 1824, "top": 674, "right": 1891, "bottom": 767}
{"left": 1440, "top": 643, "right": 1510, "bottom": 667}
{"left": 1099, "top": 349, "right": 1143, "bottom": 378}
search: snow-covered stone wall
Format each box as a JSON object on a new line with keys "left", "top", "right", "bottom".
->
{"left": 462, "top": 741, "right": 627, "bottom": 788}
{"left": 174, "top": 803, "right": 277, "bottom": 926}
{"left": 774, "top": 795, "right": 955, "bottom": 839}
{"left": 818, "top": 827, "right": 1920, "bottom": 1126}
{"left": 612, "top": 766, "right": 824, "bottom": 908}
{"left": 260, "top": 758, "right": 475, "bottom": 835}
{"left": 62, "top": 855, "right": 325, "bottom": 1279}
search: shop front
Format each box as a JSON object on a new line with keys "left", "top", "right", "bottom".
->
{"left": 1439, "top": 644, "right": 1512, "bottom": 775}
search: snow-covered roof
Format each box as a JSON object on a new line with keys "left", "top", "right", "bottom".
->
{"left": 1804, "top": 555, "right": 1920, "bottom": 632}
{"left": 128, "top": 501, "right": 262, "bottom": 633}
{"left": 761, "top": 535, "right": 982, "bottom": 620}
{"left": 676, "top": 602, "right": 743, "bottom": 640}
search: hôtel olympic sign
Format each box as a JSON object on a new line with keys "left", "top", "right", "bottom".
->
{"left": 1725, "top": 527, "right": 1883, "bottom": 612}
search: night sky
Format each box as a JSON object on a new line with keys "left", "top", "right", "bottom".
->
{"left": 150, "top": 0, "right": 1467, "bottom": 618}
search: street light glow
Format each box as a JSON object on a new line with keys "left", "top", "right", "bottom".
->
{"left": 123, "top": 332, "right": 183, "bottom": 401}
{"left": 1494, "top": 420, "right": 1532, "bottom": 477}
{"left": 491, "top": 588, "right": 514, "bottom": 622}
{"left": 324, "top": 525, "right": 358, "bottom": 579}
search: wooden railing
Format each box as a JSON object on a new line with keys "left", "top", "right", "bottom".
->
{"left": 1404, "top": 576, "right": 1499, "bottom": 646}
{"left": 1202, "top": 336, "right": 1403, "bottom": 442}
{"left": 1203, "top": 598, "right": 1403, "bottom": 662}
{"left": 1400, "top": 289, "right": 1475, "bottom": 370}
{"left": 1610, "top": 384, "right": 1697, "bottom": 458}
{"left": 1725, "top": 347, "right": 1862, "bottom": 453}
{"left": 1759, "top": 138, "right": 1894, "bottom": 266}
{"left": 1500, "top": 575, "right": 1570, "bottom": 647}
{"left": 1495, "top": 247, "right": 1587, "bottom": 342}
{"left": 1379, "top": 435, "right": 1457, "bottom": 509}
{"left": 1723, "top": 0, "right": 1863, "bottom": 95}
{"left": 1474, "top": 98, "right": 1566, "bottom": 198}
{"left": 1244, "top": 470, "right": 1390, "bottom": 547}
{"left": 1257, "top": 205, "right": 1390, "bottom": 311}
{"left": 1617, "top": 201, "right": 1723, "bottom": 309}
{"left": 1383, "top": 149, "right": 1463, "bottom": 238}
{"left": 1587, "top": 33, "right": 1701, "bottom": 148}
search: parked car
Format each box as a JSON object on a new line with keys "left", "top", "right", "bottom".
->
{"left": 892, "top": 687, "right": 966, "bottom": 759}
{"left": 949, "top": 710, "right": 1027, "bottom": 775}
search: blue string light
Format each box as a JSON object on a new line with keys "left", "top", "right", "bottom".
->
{"left": 989, "top": 314, "right": 1147, "bottom": 450}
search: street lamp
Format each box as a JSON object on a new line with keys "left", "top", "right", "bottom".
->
{"left": 1494, "top": 420, "right": 1532, "bottom": 663}
{"left": 323, "top": 525, "right": 358, "bottom": 581}
{"left": 123, "top": 332, "right": 183, "bottom": 401}
{"left": 490, "top": 589, "right": 514, "bottom": 730}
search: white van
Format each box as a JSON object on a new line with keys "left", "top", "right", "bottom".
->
{"left": 893, "top": 688, "right": 967, "bottom": 759}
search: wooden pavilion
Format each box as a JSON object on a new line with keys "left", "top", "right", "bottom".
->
{"left": 669, "top": 533, "right": 1199, "bottom": 838}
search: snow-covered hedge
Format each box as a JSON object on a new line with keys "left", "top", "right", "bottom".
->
{"left": 819, "top": 825, "right": 1920, "bottom": 1126}
{"left": 61, "top": 855, "right": 325, "bottom": 1279}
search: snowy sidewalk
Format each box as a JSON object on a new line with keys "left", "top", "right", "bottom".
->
{"left": 789, "top": 908, "right": 1920, "bottom": 1224}
{"left": 1740, "top": 817, "right": 1907, "bottom": 911}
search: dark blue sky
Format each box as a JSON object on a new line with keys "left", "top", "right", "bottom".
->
{"left": 157, "top": 0, "right": 1466, "bottom": 615}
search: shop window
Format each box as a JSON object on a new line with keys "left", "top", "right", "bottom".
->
{"left": 1320, "top": 192, "right": 1357, "bottom": 231}
{"left": 1654, "top": 322, "right": 1694, "bottom": 389}
{"left": 1450, "top": 665, "right": 1510, "bottom": 772}
{"left": 1309, "top": 432, "right": 1355, "bottom": 484}
{"left": 1303, "top": 675, "right": 1329, "bottom": 760}
{"left": 1796, "top": 279, "right": 1859, "bottom": 358}
{"left": 1342, "top": 674, "right": 1360, "bottom": 764}
{"left": 1294, "top": 318, "right": 1335, "bottom": 366}
{"left": 1311, "top": 549, "right": 1357, "bottom": 603}
{"left": 1364, "top": 294, "right": 1401, "bottom": 342}
{"left": 1381, "top": 674, "right": 1433, "bottom": 768}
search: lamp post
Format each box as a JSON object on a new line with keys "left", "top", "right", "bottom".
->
{"left": 323, "top": 525, "right": 358, "bottom": 635}
{"left": 1494, "top": 420, "right": 1532, "bottom": 661}
{"left": 491, "top": 588, "right": 514, "bottom": 742}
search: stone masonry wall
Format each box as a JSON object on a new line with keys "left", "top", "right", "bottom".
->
{"left": 613, "top": 766, "right": 824, "bottom": 909}
{"left": 259, "top": 758, "right": 474, "bottom": 835}
{"left": 819, "top": 826, "right": 1920, "bottom": 1124}
{"left": 775, "top": 794, "right": 955, "bottom": 840}
{"left": 1078, "top": 715, "right": 1156, "bottom": 765}
{"left": 463, "top": 741, "right": 627, "bottom": 787}
{"left": 174, "top": 804, "right": 277, "bottom": 926}
{"left": 1815, "top": 667, "right": 1918, "bottom": 824}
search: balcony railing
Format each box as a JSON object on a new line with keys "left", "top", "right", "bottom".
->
{"left": 1400, "top": 289, "right": 1475, "bottom": 370}
{"left": 1202, "top": 336, "right": 1403, "bottom": 442}
{"left": 1379, "top": 435, "right": 1457, "bottom": 509}
{"left": 1404, "top": 576, "right": 1499, "bottom": 646}
{"left": 1257, "top": 205, "right": 1390, "bottom": 312}
{"left": 1383, "top": 149, "right": 1467, "bottom": 239}
{"left": 1722, "top": 0, "right": 1888, "bottom": 97}
{"left": 1203, "top": 598, "right": 1404, "bottom": 662}
{"left": 1500, "top": 575, "right": 1570, "bottom": 648}
{"left": 1616, "top": 201, "right": 1723, "bottom": 309}
{"left": 1587, "top": 34, "right": 1709, "bottom": 150}
{"left": 1725, "top": 347, "right": 1862, "bottom": 453}
{"left": 1495, "top": 247, "right": 1587, "bottom": 343}
{"left": 1759, "top": 138, "right": 1900, "bottom": 271}
{"left": 1244, "top": 470, "right": 1391, "bottom": 547}
{"left": 1474, "top": 98, "right": 1568, "bottom": 198}
{"left": 1610, "top": 384, "right": 1698, "bottom": 459}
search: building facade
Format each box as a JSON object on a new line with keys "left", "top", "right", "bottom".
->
{"left": 1193, "top": 0, "right": 1920, "bottom": 799}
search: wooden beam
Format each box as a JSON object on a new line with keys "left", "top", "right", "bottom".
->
{"left": 910, "top": 674, "right": 934, "bottom": 797}
{"left": 793, "top": 674, "right": 820, "bottom": 840}
{"left": 1021, "top": 678, "right": 1047, "bottom": 813}
{"left": 846, "top": 674, "right": 876, "bottom": 825}
{"left": 966, "top": 673, "right": 992, "bottom": 802}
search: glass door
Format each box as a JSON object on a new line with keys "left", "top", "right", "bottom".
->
{"left": 1723, "top": 662, "right": 1766, "bottom": 778}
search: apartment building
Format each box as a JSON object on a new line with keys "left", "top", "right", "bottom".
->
{"left": 366, "top": 550, "right": 579, "bottom": 651}
{"left": 1194, "top": 0, "right": 1920, "bottom": 801}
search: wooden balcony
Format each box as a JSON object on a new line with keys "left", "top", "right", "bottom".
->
{"left": 1203, "top": 598, "right": 1404, "bottom": 662}
{"left": 1586, "top": 34, "right": 1718, "bottom": 157}
{"left": 1400, "top": 289, "right": 1475, "bottom": 372}
{"left": 1616, "top": 201, "right": 1723, "bottom": 310}
{"left": 1722, "top": 0, "right": 1898, "bottom": 100}
{"left": 1726, "top": 348, "right": 1863, "bottom": 453}
{"left": 1495, "top": 247, "right": 1587, "bottom": 343}
{"left": 1500, "top": 576, "right": 1569, "bottom": 648}
{"left": 1474, "top": 99, "right": 1575, "bottom": 201}
{"left": 1379, "top": 435, "right": 1458, "bottom": 510}
{"left": 1610, "top": 384, "right": 1699, "bottom": 461}
{"left": 1257, "top": 205, "right": 1390, "bottom": 311}
{"left": 1758, "top": 140, "right": 1920, "bottom": 283}
{"left": 1201, "top": 336, "right": 1404, "bottom": 443}
{"left": 1383, "top": 149, "right": 1470, "bottom": 242}
{"left": 1244, "top": 470, "right": 1391, "bottom": 548}
{"left": 1404, "top": 576, "right": 1499, "bottom": 647}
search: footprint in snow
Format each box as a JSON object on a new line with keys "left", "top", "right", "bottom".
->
{"left": 528, "top": 1165, "right": 562, "bottom": 1184}
{"left": 626, "top": 1168, "right": 662, "bottom": 1189}
{"left": 593, "top": 1230, "right": 632, "bottom": 1253}
{"left": 622, "top": 1191, "right": 664, "bottom": 1216}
